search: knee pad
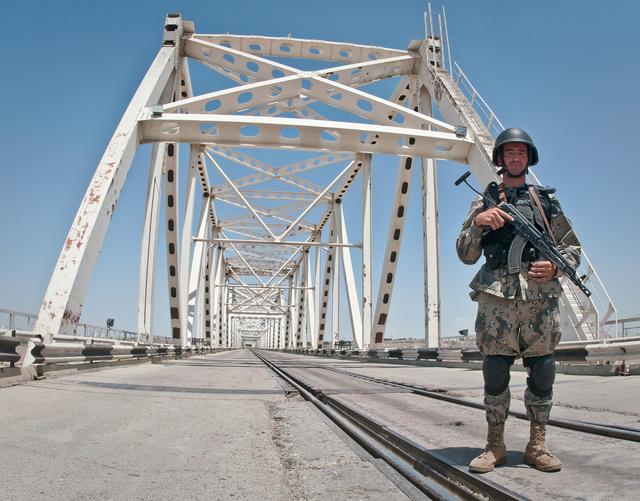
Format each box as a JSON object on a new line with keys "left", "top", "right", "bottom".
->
{"left": 524, "top": 355, "right": 556, "bottom": 397}
{"left": 482, "top": 355, "right": 514, "bottom": 396}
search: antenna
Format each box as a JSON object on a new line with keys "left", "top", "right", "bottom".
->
{"left": 438, "top": 13, "right": 445, "bottom": 71}
{"left": 442, "top": 6, "right": 453, "bottom": 74}
{"left": 423, "top": 10, "right": 428, "bottom": 39}
{"left": 427, "top": 3, "right": 436, "bottom": 70}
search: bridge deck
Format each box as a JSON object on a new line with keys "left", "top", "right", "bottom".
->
{"left": 263, "top": 351, "right": 640, "bottom": 499}
{"left": 0, "top": 351, "right": 410, "bottom": 500}
{"left": 2, "top": 350, "right": 639, "bottom": 499}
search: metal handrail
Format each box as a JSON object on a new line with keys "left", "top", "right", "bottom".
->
{"left": 452, "top": 62, "right": 505, "bottom": 137}
{"left": 0, "top": 308, "right": 172, "bottom": 344}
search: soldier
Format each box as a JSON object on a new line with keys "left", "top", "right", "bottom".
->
{"left": 456, "top": 128, "right": 581, "bottom": 473}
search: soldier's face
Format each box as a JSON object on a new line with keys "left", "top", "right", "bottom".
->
{"left": 501, "top": 143, "right": 529, "bottom": 176}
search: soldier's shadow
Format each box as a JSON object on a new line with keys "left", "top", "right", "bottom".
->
{"left": 431, "top": 447, "right": 529, "bottom": 470}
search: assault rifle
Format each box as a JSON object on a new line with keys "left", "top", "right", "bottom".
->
{"left": 455, "top": 171, "right": 591, "bottom": 297}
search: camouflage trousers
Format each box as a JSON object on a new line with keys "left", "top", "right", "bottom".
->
{"left": 485, "top": 387, "right": 553, "bottom": 426}
{"left": 473, "top": 291, "right": 561, "bottom": 357}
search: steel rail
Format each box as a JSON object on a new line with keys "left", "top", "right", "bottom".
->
{"left": 307, "top": 361, "right": 640, "bottom": 443}
{"left": 254, "top": 350, "right": 526, "bottom": 501}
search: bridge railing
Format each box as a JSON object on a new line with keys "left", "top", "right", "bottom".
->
{"left": 605, "top": 315, "right": 639, "bottom": 338}
{"left": 0, "top": 308, "right": 167, "bottom": 344}
{"left": 451, "top": 62, "right": 505, "bottom": 138}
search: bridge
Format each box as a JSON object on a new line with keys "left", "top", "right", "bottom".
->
{"left": 2, "top": 9, "right": 639, "bottom": 500}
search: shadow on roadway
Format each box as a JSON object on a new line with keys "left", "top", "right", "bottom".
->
{"left": 68, "top": 380, "right": 285, "bottom": 395}
{"left": 432, "top": 446, "right": 530, "bottom": 471}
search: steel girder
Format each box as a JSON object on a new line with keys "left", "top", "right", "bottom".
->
{"left": 34, "top": 13, "right": 523, "bottom": 351}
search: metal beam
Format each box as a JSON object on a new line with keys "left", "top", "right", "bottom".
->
{"left": 372, "top": 154, "right": 416, "bottom": 345}
{"left": 419, "top": 87, "right": 441, "bottom": 348}
{"left": 140, "top": 114, "right": 473, "bottom": 161}
{"left": 35, "top": 38, "right": 178, "bottom": 341}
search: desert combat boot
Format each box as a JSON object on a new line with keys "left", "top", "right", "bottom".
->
{"left": 524, "top": 422, "right": 562, "bottom": 472}
{"left": 469, "top": 422, "right": 507, "bottom": 473}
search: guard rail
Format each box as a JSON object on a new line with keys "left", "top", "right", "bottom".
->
{"left": 279, "top": 338, "right": 640, "bottom": 365}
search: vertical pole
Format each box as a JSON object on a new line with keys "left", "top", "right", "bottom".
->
{"left": 371, "top": 154, "right": 415, "bottom": 346}
{"left": 305, "top": 249, "right": 316, "bottom": 349}
{"left": 179, "top": 146, "right": 199, "bottom": 345}
{"left": 223, "top": 284, "right": 230, "bottom": 347}
{"left": 211, "top": 248, "right": 222, "bottom": 347}
{"left": 314, "top": 240, "right": 322, "bottom": 345}
{"left": 285, "top": 275, "right": 293, "bottom": 349}
{"left": 331, "top": 214, "right": 341, "bottom": 349}
{"left": 295, "top": 257, "right": 307, "bottom": 349}
{"left": 164, "top": 143, "right": 181, "bottom": 342}
{"left": 190, "top": 196, "right": 210, "bottom": 342}
{"left": 442, "top": 6, "right": 453, "bottom": 74}
{"left": 273, "top": 317, "right": 277, "bottom": 349}
{"left": 336, "top": 202, "right": 363, "bottom": 348}
{"left": 362, "top": 154, "right": 373, "bottom": 349}
{"left": 137, "top": 142, "right": 166, "bottom": 344}
{"left": 216, "top": 253, "right": 225, "bottom": 348}
{"left": 315, "top": 216, "right": 337, "bottom": 350}
{"left": 419, "top": 87, "right": 441, "bottom": 348}
{"left": 206, "top": 245, "right": 217, "bottom": 346}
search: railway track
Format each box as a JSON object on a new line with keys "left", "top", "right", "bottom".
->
{"left": 299, "top": 358, "right": 640, "bottom": 443}
{"left": 254, "top": 350, "right": 528, "bottom": 501}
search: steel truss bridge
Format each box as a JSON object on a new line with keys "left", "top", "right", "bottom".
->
{"left": 25, "top": 12, "right": 617, "bottom": 355}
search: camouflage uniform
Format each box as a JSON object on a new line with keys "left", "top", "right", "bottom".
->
{"left": 457, "top": 186, "right": 580, "bottom": 426}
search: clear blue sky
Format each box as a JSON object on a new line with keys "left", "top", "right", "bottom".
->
{"left": 1, "top": 0, "right": 638, "bottom": 340}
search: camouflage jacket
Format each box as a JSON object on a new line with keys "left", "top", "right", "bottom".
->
{"left": 456, "top": 190, "right": 581, "bottom": 300}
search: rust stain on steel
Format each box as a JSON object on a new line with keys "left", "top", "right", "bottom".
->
{"left": 64, "top": 238, "right": 74, "bottom": 251}
{"left": 62, "top": 309, "right": 81, "bottom": 327}
{"left": 88, "top": 187, "right": 101, "bottom": 204}
{"left": 75, "top": 222, "right": 89, "bottom": 249}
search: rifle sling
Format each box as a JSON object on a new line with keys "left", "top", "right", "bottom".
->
{"left": 528, "top": 186, "right": 556, "bottom": 243}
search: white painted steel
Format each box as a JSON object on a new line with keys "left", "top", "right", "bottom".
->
{"left": 208, "top": 146, "right": 327, "bottom": 196}
{"left": 415, "top": 40, "right": 497, "bottom": 188}
{"left": 206, "top": 151, "right": 277, "bottom": 240}
{"left": 336, "top": 203, "right": 363, "bottom": 349}
{"left": 305, "top": 250, "right": 316, "bottom": 349}
{"left": 140, "top": 114, "right": 473, "bottom": 161}
{"left": 36, "top": 14, "right": 611, "bottom": 354}
{"left": 314, "top": 239, "right": 322, "bottom": 347}
{"left": 192, "top": 34, "right": 407, "bottom": 62}
{"left": 285, "top": 275, "right": 293, "bottom": 348}
{"left": 179, "top": 146, "right": 199, "bottom": 344}
{"left": 278, "top": 162, "right": 354, "bottom": 241}
{"left": 164, "top": 143, "right": 181, "bottom": 342}
{"left": 361, "top": 154, "right": 373, "bottom": 349}
{"left": 35, "top": 43, "right": 178, "bottom": 342}
{"left": 419, "top": 87, "right": 441, "bottom": 348}
{"left": 371, "top": 155, "right": 416, "bottom": 346}
{"left": 316, "top": 216, "right": 337, "bottom": 349}
{"left": 331, "top": 212, "right": 341, "bottom": 349}
{"left": 189, "top": 199, "right": 210, "bottom": 340}
{"left": 137, "top": 142, "right": 166, "bottom": 344}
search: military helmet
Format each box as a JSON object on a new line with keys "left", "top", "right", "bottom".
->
{"left": 492, "top": 128, "right": 539, "bottom": 166}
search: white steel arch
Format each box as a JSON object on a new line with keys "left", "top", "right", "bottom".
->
{"left": 33, "top": 12, "right": 609, "bottom": 349}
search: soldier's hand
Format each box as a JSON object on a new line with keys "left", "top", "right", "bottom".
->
{"left": 473, "top": 208, "right": 514, "bottom": 230}
{"left": 528, "top": 260, "right": 557, "bottom": 283}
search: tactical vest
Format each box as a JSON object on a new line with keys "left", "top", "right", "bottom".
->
{"left": 481, "top": 183, "right": 553, "bottom": 270}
